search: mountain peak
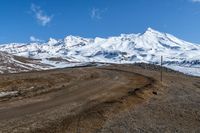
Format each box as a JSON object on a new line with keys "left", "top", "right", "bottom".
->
{"left": 47, "top": 38, "right": 58, "bottom": 45}
{"left": 142, "top": 27, "right": 165, "bottom": 38}
{"left": 146, "top": 27, "right": 160, "bottom": 34}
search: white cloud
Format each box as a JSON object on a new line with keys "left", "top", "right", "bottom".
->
{"left": 191, "top": 0, "right": 200, "bottom": 2}
{"left": 31, "top": 4, "right": 53, "bottom": 26}
{"left": 30, "top": 36, "right": 43, "bottom": 42}
{"left": 91, "top": 8, "right": 107, "bottom": 20}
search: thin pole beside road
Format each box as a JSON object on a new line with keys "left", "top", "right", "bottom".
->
{"left": 161, "top": 56, "right": 163, "bottom": 82}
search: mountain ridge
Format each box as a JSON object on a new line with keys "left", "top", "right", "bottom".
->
{"left": 0, "top": 28, "right": 199, "bottom": 75}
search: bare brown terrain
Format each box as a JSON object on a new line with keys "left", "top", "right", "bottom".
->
{"left": 0, "top": 64, "right": 199, "bottom": 133}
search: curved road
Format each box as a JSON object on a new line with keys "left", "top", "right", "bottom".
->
{"left": 0, "top": 66, "right": 153, "bottom": 132}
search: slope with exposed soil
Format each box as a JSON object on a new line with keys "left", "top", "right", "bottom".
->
{"left": 0, "top": 52, "right": 52, "bottom": 73}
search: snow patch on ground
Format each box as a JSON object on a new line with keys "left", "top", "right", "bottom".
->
{"left": 0, "top": 91, "right": 18, "bottom": 98}
{"left": 165, "top": 65, "right": 200, "bottom": 77}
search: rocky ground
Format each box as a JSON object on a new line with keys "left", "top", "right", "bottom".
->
{"left": 0, "top": 64, "right": 199, "bottom": 133}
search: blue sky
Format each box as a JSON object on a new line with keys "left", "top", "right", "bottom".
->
{"left": 0, "top": 0, "right": 200, "bottom": 44}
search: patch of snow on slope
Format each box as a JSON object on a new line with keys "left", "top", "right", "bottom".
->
{"left": 0, "top": 91, "right": 18, "bottom": 98}
{"left": 166, "top": 65, "right": 200, "bottom": 77}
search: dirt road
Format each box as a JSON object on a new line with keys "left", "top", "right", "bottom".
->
{"left": 0, "top": 64, "right": 199, "bottom": 133}
{"left": 0, "top": 65, "right": 157, "bottom": 132}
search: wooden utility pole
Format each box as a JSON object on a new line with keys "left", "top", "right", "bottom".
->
{"left": 160, "top": 56, "right": 163, "bottom": 82}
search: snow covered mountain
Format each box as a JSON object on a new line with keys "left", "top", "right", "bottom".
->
{"left": 0, "top": 28, "right": 200, "bottom": 76}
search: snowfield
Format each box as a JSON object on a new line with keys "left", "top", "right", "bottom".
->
{"left": 0, "top": 28, "right": 199, "bottom": 76}
{"left": 165, "top": 65, "right": 200, "bottom": 77}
